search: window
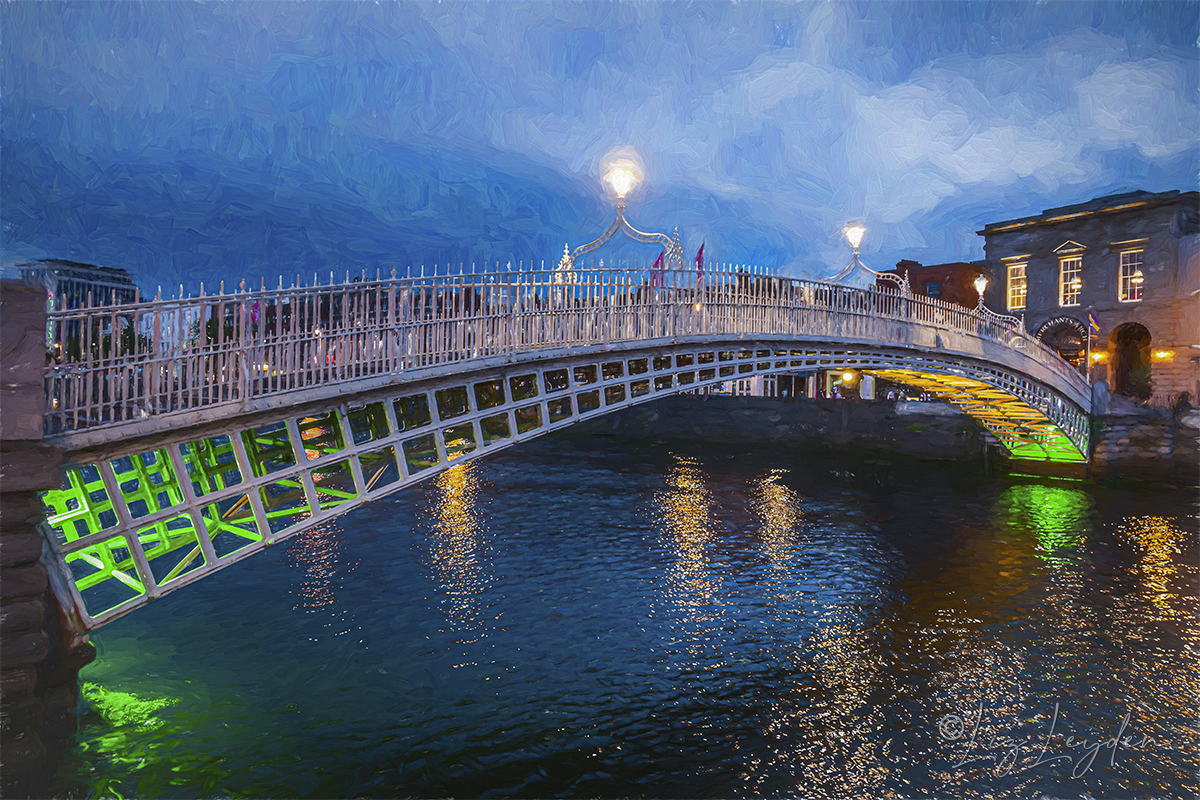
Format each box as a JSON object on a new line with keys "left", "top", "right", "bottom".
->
{"left": 1059, "top": 257, "right": 1082, "bottom": 306}
{"left": 1006, "top": 263, "right": 1027, "bottom": 310}
{"left": 924, "top": 281, "right": 942, "bottom": 299}
{"left": 1118, "top": 251, "right": 1144, "bottom": 302}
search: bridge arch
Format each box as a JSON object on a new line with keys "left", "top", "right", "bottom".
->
{"left": 42, "top": 337, "right": 1089, "bottom": 631}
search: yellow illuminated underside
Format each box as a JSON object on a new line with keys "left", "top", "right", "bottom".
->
{"left": 870, "top": 369, "right": 1086, "bottom": 463}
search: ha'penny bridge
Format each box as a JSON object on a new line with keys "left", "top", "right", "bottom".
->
{"left": 36, "top": 261, "right": 1091, "bottom": 630}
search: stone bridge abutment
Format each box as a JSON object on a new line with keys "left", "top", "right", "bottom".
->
{"left": 1, "top": 281, "right": 95, "bottom": 799}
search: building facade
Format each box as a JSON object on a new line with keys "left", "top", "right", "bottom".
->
{"left": 978, "top": 190, "right": 1200, "bottom": 403}
{"left": 17, "top": 259, "right": 139, "bottom": 311}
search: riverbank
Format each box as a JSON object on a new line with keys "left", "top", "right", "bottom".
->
{"left": 572, "top": 394, "right": 1200, "bottom": 484}
{"left": 1090, "top": 396, "right": 1200, "bottom": 485}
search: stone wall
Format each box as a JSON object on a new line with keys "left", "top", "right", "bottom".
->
{"left": 573, "top": 394, "right": 988, "bottom": 461}
{"left": 1, "top": 280, "right": 94, "bottom": 799}
{"left": 1090, "top": 401, "right": 1200, "bottom": 484}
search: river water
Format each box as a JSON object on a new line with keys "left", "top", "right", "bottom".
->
{"left": 64, "top": 434, "right": 1198, "bottom": 799}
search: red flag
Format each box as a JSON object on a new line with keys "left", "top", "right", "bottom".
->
{"left": 651, "top": 251, "right": 665, "bottom": 287}
{"left": 695, "top": 242, "right": 705, "bottom": 280}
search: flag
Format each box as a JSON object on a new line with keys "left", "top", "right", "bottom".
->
{"left": 1088, "top": 312, "right": 1101, "bottom": 334}
{"left": 251, "top": 300, "right": 259, "bottom": 324}
{"left": 695, "top": 242, "right": 705, "bottom": 280}
{"left": 651, "top": 251, "right": 665, "bottom": 287}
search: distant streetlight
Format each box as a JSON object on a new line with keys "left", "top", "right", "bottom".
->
{"left": 841, "top": 371, "right": 856, "bottom": 383}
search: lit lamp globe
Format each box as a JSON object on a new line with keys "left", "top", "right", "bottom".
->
{"left": 843, "top": 222, "right": 866, "bottom": 252}
{"left": 605, "top": 167, "right": 638, "bottom": 200}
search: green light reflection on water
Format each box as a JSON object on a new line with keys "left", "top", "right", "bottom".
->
{"left": 81, "top": 682, "right": 178, "bottom": 731}
{"left": 67, "top": 677, "right": 245, "bottom": 799}
{"left": 994, "top": 483, "right": 1094, "bottom": 567}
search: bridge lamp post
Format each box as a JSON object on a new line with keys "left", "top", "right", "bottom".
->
{"left": 559, "top": 159, "right": 685, "bottom": 294}
{"left": 973, "top": 274, "right": 988, "bottom": 310}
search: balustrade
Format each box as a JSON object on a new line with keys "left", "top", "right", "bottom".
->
{"left": 42, "top": 262, "right": 1088, "bottom": 435}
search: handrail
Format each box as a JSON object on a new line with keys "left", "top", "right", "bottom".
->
{"left": 41, "top": 261, "right": 1090, "bottom": 434}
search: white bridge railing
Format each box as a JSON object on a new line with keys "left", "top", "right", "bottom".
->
{"left": 43, "top": 261, "right": 1088, "bottom": 435}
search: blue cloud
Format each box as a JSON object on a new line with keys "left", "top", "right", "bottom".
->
{"left": 2, "top": 1, "right": 1196, "bottom": 291}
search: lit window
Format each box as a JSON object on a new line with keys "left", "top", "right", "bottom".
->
{"left": 1059, "top": 257, "right": 1082, "bottom": 306}
{"left": 1006, "top": 263, "right": 1027, "bottom": 310}
{"left": 1118, "top": 251, "right": 1143, "bottom": 302}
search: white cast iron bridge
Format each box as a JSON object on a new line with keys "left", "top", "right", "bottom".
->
{"left": 37, "top": 261, "right": 1091, "bottom": 630}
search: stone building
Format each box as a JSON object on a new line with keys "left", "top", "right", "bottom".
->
{"left": 977, "top": 189, "right": 1199, "bottom": 402}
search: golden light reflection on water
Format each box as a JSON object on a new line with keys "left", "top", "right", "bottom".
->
{"left": 428, "top": 462, "right": 488, "bottom": 627}
{"left": 286, "top": 524, "right": 344, "bottom": 612}
{"left": 1109, "top": 514, "right": 1200, "bottom": 759}
{"left": 750, "top": 469, "right": 802, "bottom": 566}
{"left": 791, "top": 616, "right": 891, "bottom": 795}
{"left": 742, "top": 471, "right": 890, "bottom": 795}
{"left": 655, "top": 454, "right": 720, "bottom": 620}
{"left": 1118, "top": 515, "right": 1190, "bottom": 617}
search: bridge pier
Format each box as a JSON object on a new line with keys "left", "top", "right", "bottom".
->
{"left": 1, "top": 281, "right": 94, "bottom": 799}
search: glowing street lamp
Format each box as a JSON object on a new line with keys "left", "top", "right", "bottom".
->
{"left": 827, "top": 220, "right": 907, "bottom": 293}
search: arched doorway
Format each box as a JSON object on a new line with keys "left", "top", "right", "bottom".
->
{"left": 1108, "top": 323, "right": 1152, "bottom": 399}
{"left": 1035, "top": 316, "right": 1087, "bottom": 370}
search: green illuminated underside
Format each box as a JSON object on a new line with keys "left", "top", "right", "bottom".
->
{"left": 870, "top": 368, "right": 1088, "bottom": 464}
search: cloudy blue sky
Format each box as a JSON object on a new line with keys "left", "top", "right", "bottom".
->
{"left": 2, "top": 1, "right": 1196, "bottom": 293}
